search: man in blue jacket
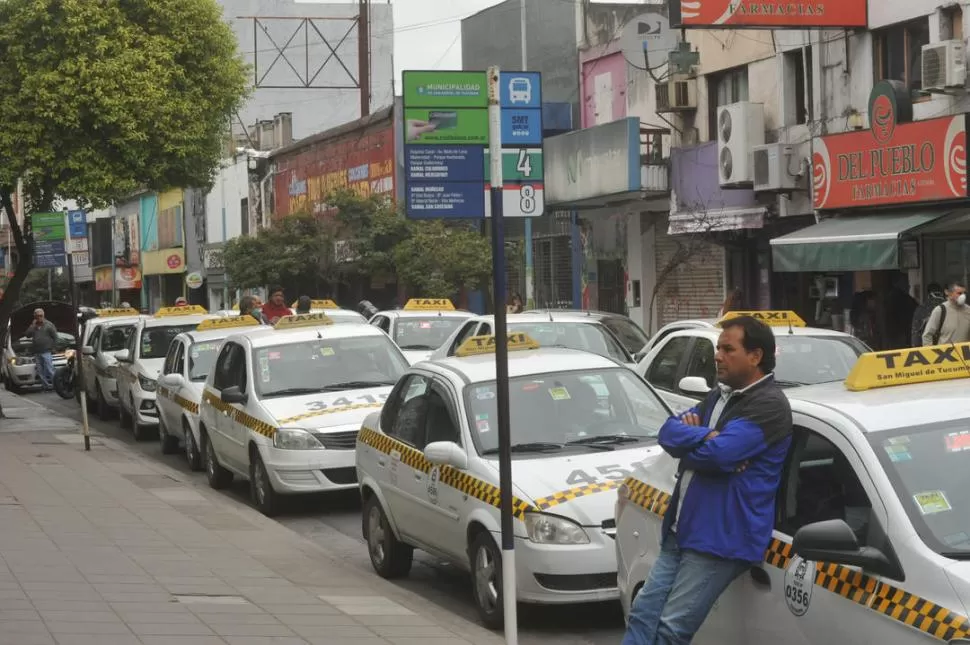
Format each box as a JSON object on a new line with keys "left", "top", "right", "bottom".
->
{"left": 622, "top": 315, "right": 793, "bottom": 645}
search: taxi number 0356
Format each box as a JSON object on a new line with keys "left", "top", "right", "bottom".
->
{"left": 566, "top": 464, "right": 639, "bottom": 486}
{"left": 306, "top": 393, "right": 389, "bottom": 411}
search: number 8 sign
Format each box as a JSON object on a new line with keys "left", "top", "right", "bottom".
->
{"left": 492, "top": 183, "right": 543, "bottom": 218}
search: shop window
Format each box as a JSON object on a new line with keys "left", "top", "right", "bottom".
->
{"left": 784, "top": 47, "right": 813, "bottom": 125}
{"left": 707, "top": 66, "right": 749, "bottom": 141}
{"left": 873, "top": 18, "right": 930, "bottom": 99}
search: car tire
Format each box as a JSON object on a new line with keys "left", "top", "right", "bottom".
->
{"left": 131, "top": 399, "right": 152, "bottom": 441}
{"left": 184, "top": 422, "right": 202, "bottom": 471}
{"left": 203, "top": 430, "right": 232, "bottom": 489}
{"left": 362, "top": 495, "right": 412, "bottom": 579}
{"left": 250, "top": 451, "right": 280, "bottom": 517}
{"left": 470, "top": 532, "right": 504, "bottom": 630}
{"left": 158, "top": 416, "right": 179, "bottom": 454}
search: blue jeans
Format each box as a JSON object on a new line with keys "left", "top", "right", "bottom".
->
{"left": 622, "top": 534, "right": 750, "bottom": 645}
{"left": 35, "top": 352, "right": 54, "bottom": 388}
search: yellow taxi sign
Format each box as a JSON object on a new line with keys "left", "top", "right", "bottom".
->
{"left": 231, "top": 304, "right": 239, "bottom": 311}
{"left": 291, "top": 299, "right": 339, "bottom": 309}
{"left": 96, "top": 307, "right": 139, "bottom": 317}
{"left": 454, "top": 333, "right": 540, "bottom": 358}
{"left": 717, "top": 310, "right": 806, "bottom": 328}
{"left": 274, "top": 312, "right": 334, "bottom": 330}
{"left": 196, "top": 317, "right": 261, "bottom": 332}
{"left": 404, "top": 298, "right": 455, "bottom": 311}
{"left": 154, "top": 305, "right": 209, "bottom": 317}
{"left": 845, "top": 342, "right": 970, "bottom": 391}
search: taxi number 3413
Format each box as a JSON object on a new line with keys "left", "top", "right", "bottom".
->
{"left": 306, "top": 393, "right": 389, "bottom": 411}
{"left": 566, "top": 464, "right": 637, "bottom": 485}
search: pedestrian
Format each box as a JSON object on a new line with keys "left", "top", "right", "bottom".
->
{"left": 885, "top": 273, "right": 918, "bottom": 349}
{"left": 295, "top": 295, "right": 312, "bottom": 314}
{"left": 911, "top": 282, "right": 946, "bottom": 347}
{"left": 24, "top": 308, "right": 60, "bottom": 391}
{"left": 921, "top": 280, "right": 970, "bottom": 346}
{"left": 174, "top": 296, "right": 188, "bottom": 306}
{"left": 506, "top": 293, "right": 524, "bottom": 314}
{"left": 259, "top": 286, "right": 293, "bottom": 325}
{"left": 622, "top": 315, "right": 793, "bottom": 645}
{"left": 238, "top": 295, "right": 263, "bottom": 324}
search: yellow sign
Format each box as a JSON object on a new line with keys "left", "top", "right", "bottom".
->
{"left": 291, "top": 299, "right": 339, "bottom": 309}
{"left": 154, "top": 305, "right": 208, "bottom": 317}
{"left": 274, "top": 312, "right": 334, "bottom": 329}
{"left": 231, "top": 304, "right": 239, "bottom": 311}
{"left": 196, "top": 317, "right": 261, "bottom": 332}
{"left": 717, "top": 310, "right": 806, "bottom": 327}
{"left": 455, "top": 333, "right": 540, "bottom": 358}
{"left": 96, "top": 307, "right": 140, "bottom": 317}
{"left": 404, "top": 298, "right": 455, "bottom": 311}
{"left": 844, "top": 342, "right": 970, "bottom": 391}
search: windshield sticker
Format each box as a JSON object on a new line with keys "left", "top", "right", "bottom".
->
{"left": 268, "top": 351, "right": 281, "bottom": 360}
{"left": 549, "top": 386, "right": 571, "bottom": 401}
{"left": 887, "top": 436, "right": 910, "bottom": 445}
{"left": 944, "top": 532, "right": 970, "bottom": 548}
{"left": 419, "top": 322, "right": 432, "bottom": 329}
{"left": 884, "top": 444, "right": 912, "bottom": 463}
{"left": 319, "top": 347, "right": 335, "bottom": 357}
{"left": 784, "top": 556, "right": 815, "bottom": 617}
{"left": 258, "top": 356, "right": 271, "bottom": 383}
{"left": 476, "top": 390, "right": 495, "bottom": 400}
{"left": 522, "top": 382, "right": 542, "bottom": 392}
{"left": 475, "top": 414, "right": 491, "bottom": 433}
{"left": 945, "top": 431, "right": 970, "bottom": 453}
{"left": 914, "top": 491, "right": 952, "bottom": 515}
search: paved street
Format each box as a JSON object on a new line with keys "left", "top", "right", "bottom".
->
{"left": 16, "top": 389, "right": 625, "bottom": 645}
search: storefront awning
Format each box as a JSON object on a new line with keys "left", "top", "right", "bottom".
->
{"left": 770, "top": 212, "right": 946, "bottom": 272}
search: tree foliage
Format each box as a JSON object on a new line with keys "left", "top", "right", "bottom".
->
{"left": 393, "top": 221, "right": 492, "bottom": 299}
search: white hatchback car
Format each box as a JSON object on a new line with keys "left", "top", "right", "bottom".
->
{"left": 368, "top": 298, "right": 474, "bottom": 364}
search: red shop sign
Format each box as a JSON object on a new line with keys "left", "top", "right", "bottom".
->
{"left": 675, "top": 0, "right": 867, "bottom": 29}
{"left": 813, "top": 81, "right": 968, "bottom": 210}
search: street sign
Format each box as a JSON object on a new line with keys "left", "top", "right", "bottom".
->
{"left": 31, "top": 212, "right": 67, "bottom": 268}
{"left": 68, "top": 238, "right": 88, "bottom": 253}
{"left": 402, "top": 69, "right": 544, "bottom": 219}
{"left": 67, "top": 209, "right": 87, "bottom": 239}
{"left": 34, "top": 240, "right": 67, "bottom": 268}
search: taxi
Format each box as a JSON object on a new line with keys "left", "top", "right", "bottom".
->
{"left": 368, "top": 298, "right": 474, "bottom": 364}
{"left": 616, "top": 342, "right": 970, "bottom": 644}
{"left": 115, "top": 305, "right": 216, "bottom": 440}
{"left": 220, "top": 299, "right": 367, "bottom": 324}
{"left": 198, "top": 312, "right": 409, "bottom": 516}
{"left": 637, "top": 310, "right": 870, "bottom": 413}
{"left": 78, "top": 307, "right": 144, "bottom": 420}
{"left": 156, "top": 316, "right": 264, "bottom": 469}
{"left": 355, "top": 333, "right": 669, "bottom": 628}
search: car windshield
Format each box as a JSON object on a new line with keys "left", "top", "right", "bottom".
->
{"left": 188, "top": 340, "right": 223, "bottom": 381}
{"left": 602, "top": 317, "right": 650, "bottom": 355}
{"left": 774, "top": 335, "right": 868, "bottom": 385}
{"left": 506, "top": 322, "right": 631, "bottom": 363}
{"left": 102, "top": 325, "right": 134, "bottom": 352}
{"left": 140, "top": 324, "right": 197, "bottom": 359}
{"left": 254, "top": 335, "right": 409, "bottom": 397}
{"left": 869, "top": 421, "right": 970, "bottom": 557}
{"left": 464, "top": 368, "right": 667, "bottom": 456}
{"left": 394, "top": 317, "right": 465, "bottom": 350}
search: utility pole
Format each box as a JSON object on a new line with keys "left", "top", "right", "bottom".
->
{"left": 520, "top": 0, "right": 534, "bottom": 309}
{"left": 359, "top": 0, "right": 370, "bottom": 117}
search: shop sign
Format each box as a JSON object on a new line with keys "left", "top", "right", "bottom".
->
{"left": 185, "top": 272, "right": 204, "bottom": 289}
{"left": 95, "top": 267, "right": 112, "bottom": 291}
{"left": 672, "top": 0, "right": 867, "bottom": 28}
{"left": 142, "top": 248, "right": 185, "bottom": 275}
{"left": 115, "top": 266, "right": 141, "bottom": 290}
{"left": 813, "top": 80, "right": 968, "bottom": 210}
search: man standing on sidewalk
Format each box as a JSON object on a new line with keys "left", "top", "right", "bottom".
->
{"left": 622, "top": 316, "right": 793, "bottom": 645}
{"left": 921, "top": 280, "right": 970, "bottom": 346}
{"left": 25, "top": 308, "right": 59, "bottom": 391}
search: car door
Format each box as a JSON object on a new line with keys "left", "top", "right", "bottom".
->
{"left": 220, "top": 343, "right": 251, "bottom": 471}
{"left": 641, "top": 335, "right": 692, "bottom": 411}
{"left": 117, "top": 326, "right": 139, "bottom": 411}
{"left": 83, "top": 325, "right": 102, "bottom": 398}
{"left": 207, "top": 343, "right": 238, "bottom": 463}
{"left": 158, "top": 340, "right": 182, "bottom": 431}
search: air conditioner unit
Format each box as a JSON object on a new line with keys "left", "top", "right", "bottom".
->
{"left": 752, "top": 143, "right": 798, "bottom": 192}
{"left": 656, "top": 76, "right": 697, "bottom": 113}
{"left": 922, "top": 40, "right": 967, "bottom": 90}
{"left": 717, "top": 102, "right": 765, "bottom": 187}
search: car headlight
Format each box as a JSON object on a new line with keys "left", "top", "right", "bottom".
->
{"left": 273, "top": 427, "right": 324, "bottom": 450}
{"left": 138, "top": 374, "right": 157, "bottom": 392}
{"left": 524, "top": 512, "right": 590, "bottom": 544}
{"left": 14, "top": 356, "right": 34, "bottom": 366}
{"left": 64, "top": 349, "right": 75, "bottom": 360}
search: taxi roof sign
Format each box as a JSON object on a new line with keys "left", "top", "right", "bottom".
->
{"left": 845, "top": 342, "right": 970, "bottom": 392}
{"left": 196, "top": 317, "right": 261, "bottom": 332}
{"left": 291, "top": 299, "right": 339, "bottom": 309}
{"left": 454, "top": 333, "right": 540, "bottom": 358}
{"left": 154, "top": 305, "right": 208, "bottom": 317}
{"left": 96, "top": 307, "right": 140, "bottom": 317}
{"left": 274, "top": 312, "right": 334, "bottom": 330}
{"left": 717, "top": 310, "right": 806, "bottom": 328}
{"left": 404, "top": 298, "right": 455, "bottom": 311}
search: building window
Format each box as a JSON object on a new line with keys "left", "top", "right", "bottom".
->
{"left": 158, "top": 204, "right": 184, "bottom": 249}
{"left": 784, "top": 47, "right": 813, "bottom": 125}
{"left": 707, "top": 66, "right": 749, "bottom": 140}
{"left": 873, "top": 18, "right": 930, "bottom": 98}
{"left": 240, "top": 198, "right": 249, "bottom": 237}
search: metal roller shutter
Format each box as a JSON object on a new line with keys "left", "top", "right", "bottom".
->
{"left": 654, "top": 216, "right": 725, "bottom": 325}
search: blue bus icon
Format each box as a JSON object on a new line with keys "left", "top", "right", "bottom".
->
{"left": 508, "top": 77, "right": 532, "bottom": 104}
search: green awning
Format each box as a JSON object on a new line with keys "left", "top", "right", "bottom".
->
{"left": 770, "top": 212, "right": 946, "bottom": 272}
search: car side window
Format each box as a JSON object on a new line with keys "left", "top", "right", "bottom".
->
{"left": 384, "top": 374, "right": 431, "bottom": 446}
{"left": 684, "top": 338, "right": 716, "bottom": 390}
{"left": 126, "top": 328, "right": 138, "bottom": 358}
{"left": 88, "top": 326, "right": 102, "bottom": 351}
{"left": 424, "top": 382, "right": 461, "bottom": 448}
{"left": 646, "top": 336, "right": 691, "bottom": 392}
{"left": 603, "top": 318, "right": 649, "bottom": 354}
{"left": 163, "top": 342, "right": 180, "bottom": 375}
{"left": 212, "top": 344, "right": 236, "bottom": 390}
{"left": 229, "top": 345, "right": 247, "bottom": 393}
{"left": 449, "top": 321, "right": 480, "bottom": 355}
{"left": 372, "top": 316, "right": 390, "bottom": 333}
{"left": 173, "top": 343, "right": 185, "bottom": 376}
{"left": 477, "top": 322, "right": 492, "bottom": 336}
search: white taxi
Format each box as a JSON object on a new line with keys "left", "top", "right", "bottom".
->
{"left": 156, "top": 316, "right": 265, "bottom": 469}
{"left": 356, "top": 333, "right": 669, "bottom": 628}
{"left": 115, "top": 305, "right": 216, "bottom": 440}
{"left": 220, "top": 299, "right": 367, "bottom": 324}
{"left": 368, "top": 298, "right": 474, "bottom": 364}
{"left": 199, "top": 313, "right": 409, "bottom": 516}
{"left": 616, "top": 342, "right": 970, "bottom": 644}
{"left": 78, "top": 308, "right": 144, "bottom": 419}
{"left": 637, "top": 310, "right": 870, "bottom": 413}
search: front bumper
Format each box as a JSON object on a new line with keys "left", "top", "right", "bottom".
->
{"left": 131, "top": 390, "right": 158, "bottom": 426}
{"left": 8, "top": 360, "right": 66, "bottom": 386}
{"left": 261, "top": 444, "right": 358, "bottom": 495}
{"left": 509, "top": 527, "right": 619, "bottom": 604}
{"left": 100, "top": 376, "right": 121, "bottom": 405}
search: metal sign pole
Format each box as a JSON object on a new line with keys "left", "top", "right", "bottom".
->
{"left": 487, "top": 65, "right": 518, "bottom": 645}
{"left": 63, "top": 212, "right": 91, "bottom": 450}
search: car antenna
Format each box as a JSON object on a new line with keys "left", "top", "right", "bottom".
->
{"left": 316, "top": 330, "right": 322, "bottom": 339}
{"left": 787, "top": 318, "right": 794, "bottom": 336}
{"left": 548, "top": 312, "right": 554, "bottom": 322}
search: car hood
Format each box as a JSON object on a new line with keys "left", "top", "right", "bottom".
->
{"left": 10, "top": 301, "right": 76, "bottom": 339}
{"left": 402, "top": 349, "right": 433, "bottom": 365}
{"left": 481, "top": 443, "right": 663, "bottom": 526}
{"left": 260, "top": 387, "right": 393, "bottom": 429}
{"left": 136, "top": 358, "right": 165, "bottom": 379}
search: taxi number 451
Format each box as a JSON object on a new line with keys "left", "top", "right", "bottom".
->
{"left": 566, "top": 464, "right": 640, "bottom": 486}
{"left": 306, "top": 393, "right": 389, "bottom": 411}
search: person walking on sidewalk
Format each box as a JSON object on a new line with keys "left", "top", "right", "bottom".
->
{"left": 25, "top": 308, "right": 59, "bottom": 391}
{"left": 622, "top": 316, "right": 793, "bottom": 645}
{"left": 922, "top": 280, "right": 970, "bottom": 346}
{"left": 259, "top": 286, "right": 293, "bottom": 325}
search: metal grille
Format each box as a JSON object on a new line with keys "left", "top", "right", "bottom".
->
{"left": 654, "top": 216, "right": 725, "bottom": 326}
{"left": 315, "top": 430, "right": 359, "bottom": 450}
{"left": 533, "top": 234, "right": 574, "bottom": 309}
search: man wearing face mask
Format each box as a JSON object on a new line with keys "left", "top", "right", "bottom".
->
{"left": 922, "top": 281, "right": 970, "bottom": 346}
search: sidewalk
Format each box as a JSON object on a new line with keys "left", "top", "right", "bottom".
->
{"left": 0, "top": 391, "right": 504, "bottom": 645}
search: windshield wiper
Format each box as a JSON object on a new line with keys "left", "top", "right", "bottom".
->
{"left": 939, "top": 551, "right": 970, "bottom": 560}
{"left": 481, "top": 442, "right": 564, "bottom": 455}
{"left": 399, "top": 344, "right": 435, "bottom": 351}
{"left": 773, "top": 380, "right": 803, "bottom": 388}
{"left": 320, "top": 380, "right": 397, "bottom": 391}
{"left": 261, "top": 387, "right": 326, "bottom": 398}
{"left": 566, "top": 434, "right": 645, "bottom": 447}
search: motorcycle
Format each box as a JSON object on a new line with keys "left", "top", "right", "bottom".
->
{"left": 53, "top": 349, "right": 76, "bottom": 400}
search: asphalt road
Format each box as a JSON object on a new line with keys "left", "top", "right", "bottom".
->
{"left": 26, "top": 388, "right": 626, "bottom": 645}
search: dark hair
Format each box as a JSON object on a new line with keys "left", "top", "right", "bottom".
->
{"left": 239, "top": 295, "right": 256, "bottom": 314}
{"left": 946, "top": 281, "right": 966, "bottom": 293}
{"left": 269, "top": 285, "right": 285, "bottom": 297}
{"left": 295, "top": 295, "right": 312, "bottom": 313}
{"left": 720, "top": 315, "right": 776, "bottom": 374}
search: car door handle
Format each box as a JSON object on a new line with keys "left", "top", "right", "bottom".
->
{"left": 749, "top": 566, "right": 770, "bottom": 588}
{"left": 377, "top": 456, "right": 387, "bottom": 467}
{"left": 414, "top": 472, "right": 423, "bottom": 481}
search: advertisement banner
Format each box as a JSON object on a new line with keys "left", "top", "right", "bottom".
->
{"left": 115, "top": 266, "right": 142, "bottom": 290}
{"left": 673, "top": 0, "right": 867, "bottom": 28}
{"left": 95, "top": 267, "right": 113, "bottom": 291}
{"left": 142, "top": 248, "right": 185, "bottom": 275}
{"left": 113, "top": 214, "right": 140, "bottom": 267}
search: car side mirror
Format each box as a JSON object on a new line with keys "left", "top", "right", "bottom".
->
{"left": 81, "top": 346, "right": 95, "bottom": 356}
{"left": 678, "top": 376, "right": 711, "bottom": 396}
{"left": 424, "top": 441, "right": 467, "bottom": 469}
{"left": 793, "top": 519, "right": 898, "bottom": 579}
{"left": 221, "top": 385, "right": 247, "bottom": 405}
{"left": 114, "top": 349, "right": 131, "bottom": 363}
{"left": 160, "top": 373, "right": 184, "bottom": 389}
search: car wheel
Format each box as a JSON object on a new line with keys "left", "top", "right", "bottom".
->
{"left": 131, "top": 400, "right": 152, "bottom": 441}
{"left": 249, "top": 451, "right": 280, "bottom": 517}
{"left": 362, "top": 495, "right": 412, "bottom": 578}
{"left": 203, "top": 431, "right": 232, "bottom": 489}
{"left": 184, "top": 422, "right": 202, "bottom": 471}
{"left": 158, "top": 416, "right": 179, "bottom": 454}
{"left": 470, "top": 532, "right": 504, "bottom": 629}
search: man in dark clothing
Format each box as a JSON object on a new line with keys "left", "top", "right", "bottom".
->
{"left": 912, "top": 283, "right": 946, "bottom": 346}
{"left": 260, "top": 286, "right": 294, "bottom": 324}
{"left": 25, "top": 308, "right": 60, "bottom": 391}
{"left": 295, "top": 296, "right": 312, "bottom": 314}
{"left": 622, "top": 316, "right": 793, "bottom": 645}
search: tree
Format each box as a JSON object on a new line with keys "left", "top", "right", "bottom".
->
{"left": 394, "top": 221, "right": 493, "bottom": 300}
{"left": 330, "top": 192, "right": 414, "bottom": 282}
{"left": 17, "top": 270, "right": 72, "bottom": 306}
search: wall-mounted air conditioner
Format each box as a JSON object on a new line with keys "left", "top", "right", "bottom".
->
{"left": 656, "top": 76, "right": 698, "bottom": 113}
{"left": 717, "top": 102, "right": 765, "bottom": 187}
{"left": 753, "top": 143, "right": 798, "bottom": 192}
{"left": 922, "top": 40, "right": 967, "bottom": 90}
